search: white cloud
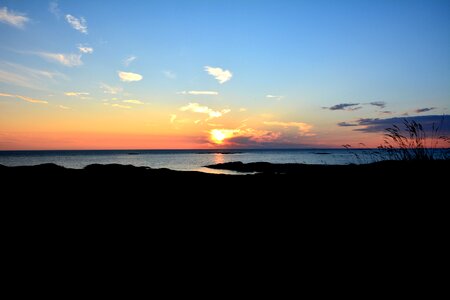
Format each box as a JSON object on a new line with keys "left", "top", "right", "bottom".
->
{"left": 78, "top": 45, "right": 93, "bottom": 54}
{"left": 264, "top": 121, "right": 314, "bottom": 136}
{"left": 0, "top": 92, "right": 48, "bottom": 104}
{"left": 111, "top": 104, "right": 131, "bottom": 109}
{"left": 266, "top": 95, "right": 283, "bottom": 100}
{"left": 204, "top": 66, "right": 232, "bottom": 84}
{"left": 65, "top": 14, "right": 87, "bottom": 34}
{"left": 239, "top": 108, "right": 247, "bottom": 112}
{"left": 178, "top": 90, "right": 219, "bottom": 95}
{"left": 118, "top": 71, "right": 143, "bottom": 82}
{"left": 58, "top": 105, "right": 70, "bottom": 109}
{"left": 0, "top": 7, "right": 29, "bottom": 29}
{"left": 180, "top": 102, "right": 230, "bottom": 120}
{"left": 65, "top": 92, "right": 89, "bottom": 97}
{"left": 100, "top": 83, "right": 123, "bottom": 94}
{"left": 36, "top": 52, "right": 83, "bottom": 67}
{"left": 0, "top": 61, "right": 67, "bottom": 90}
{"left": 123, "top": 56, "right": 137, "bottom": 67}
{"left": 49, "top": 1, "right": 61, "bottom": 19}
{"left": 170, "top": 114, "right": 177, "bottom": 124}
{"left": 123, "top": 100, "right": 144, "bottom": 104}
{"left": 163, "top": 70, "right": 176, "bottom": 79}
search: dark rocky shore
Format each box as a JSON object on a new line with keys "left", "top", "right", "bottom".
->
{"left": 1, "top": 160, "right": 448, "bottom": 195}
{"left": 1, "top": 160, "right": 447, "bottom": 235}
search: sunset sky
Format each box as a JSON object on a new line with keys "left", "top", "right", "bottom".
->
{"left": 1, "top": 0, "right": 449, "bottom": 149}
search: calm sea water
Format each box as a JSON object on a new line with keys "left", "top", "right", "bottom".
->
{"left": 0, "top": 149, "right": 377, "bottom": 174}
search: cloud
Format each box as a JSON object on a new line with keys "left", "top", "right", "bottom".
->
{"left": 0, "top": 6, "right": 29, "bottom": 29}
{"left": 123, "top": 100, "right": 144, "bottom": 104}
{"left": 111, "top": 104, "right": 131, "bottom": 109}
{"left": 123, "top": 56, "right": 137, "bottom": 67}
{"left": 337, "top": 121, "right": 359, "bottom": 127}
{"left": 338, "top": 115, "right": 450, "bottom": 135}
{"left": 58, "top": 105, "right": 70, "bottom": 109}
{"left": 65, "top": 14, "right": 87, "bottom": 34}
{"left": 239, "top": 108, "right": 247, "bottom": 112}
{"left": 36, "top": 52, "right": 83, "bottom": 67}
{"left": 65, "top": 92, "right": 89, "bottom": 97}
{"left": 100, "top": 83, "right": 122, "bottom": 94}
{"left": 49, "top": 1, "right": 61, "bottom": 19}
{"left": 78, "top": 45, "right": 93, "bottom": 54}
{"left": 178, "top": 90, "right": 219, "bottom": 95}
{"left": 163, "top": 70, "right": 176, "bottom": 79}
{"left": 264, "top": 121, "right": 314, "bottom": 136}
{"left": 208, "top": 126, "right": 316, "bottom": 148}
{"left": 370, "top": 101, "right": 386, "bottom": 108}
{"left": 204, "top": 66, "right": 232, "bottom": 84}
{"left": 180, "top": 102, "right": 230, "bottom": 120}
{"left": 118, "top": 71, "right": 143, "bottom": 82}
{"left": 266, "top": 95, "right": 283, "bottom": 100}
{"left": 0, "top": 92, "right": 48, "bottom": 104}
{"left": 415, "top": 107, "right": 436, "bottom": 113}
{"left": 0, "top": 62, "right": 67, "bottom": 90}
{"left": 170, "top": 114, "right": 177, "bottom": 123}
{"left": 326, "top": 103, "right": 361, "bottom": 111}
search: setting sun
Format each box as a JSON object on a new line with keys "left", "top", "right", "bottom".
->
{"left": 210, "top": 129, "right": 236, "bottom": 145}
{"left": 211, "top": 129, "right": 226, "bottom": 144}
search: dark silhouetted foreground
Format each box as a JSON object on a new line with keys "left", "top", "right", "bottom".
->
{"left": 1, "top": 160, "right": 448, "bottom": 199}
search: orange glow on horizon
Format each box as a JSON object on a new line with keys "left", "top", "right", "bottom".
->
{"left": 209, "top": 129, "right": 239, "bottom": 145}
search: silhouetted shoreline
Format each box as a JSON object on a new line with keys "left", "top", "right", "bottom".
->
{"left": 2, "top": 160, "right": 448, "bottom": 184}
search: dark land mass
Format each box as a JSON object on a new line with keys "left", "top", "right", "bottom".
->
{"left": 1, "top": 161, "right": 447, "bottom": 251}
{"left": 2, "top": 160, "right": 448, "bottom": 197}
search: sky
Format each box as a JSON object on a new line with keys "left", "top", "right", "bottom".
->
{"left": 0, "top": 0, "right": 449, "bottom": 150}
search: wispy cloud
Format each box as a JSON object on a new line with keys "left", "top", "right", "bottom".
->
{"left": 163, "top": 70, "right": 176, "bottom": 79}
{"left": 78, "top": 45, "right": 93, "bottom": 54}
{"left": 180, "top": 103, "right": 230, "bottom": 120}
{"left": 337, "top": 121, "right": 359, "bottom": 127}
{"left": 58, "top": 105, "right": 70, "bottom": 109}
{"left": 369, "top": 101, "right": 386, "bottom": 108}
{"left": 0, "top": 92, "right": 48, "bottom": 104}
{"left": 123, "top": 56, "right": 137, "bottom": 67}
{"left": 65, "top": 14, "right": 87, "bottom": 34}
{"left": 118, "top": 71, "right": 143, "bottom": 82}
{"left": 170, "top": 114, "right": 177, "bottom": 124}
{"left": 0, "top": 6, "right": 29, "bottom": 29}
{"left": 100, "top": 83, "right": 122, "bottom": 94}
{"left": 123, "top": 100, "right": 144, "bottom": 104}
{"left": 415, "top": 107, "right": 436, "bottom": 113}
{"left": 325, "top": 103, "right": 361, "bottom": 111}
{"left": 178, "top": 90, "right": 219, "bottom": 95}
{"left": 239, "top": 108, "right": 247, "bottom": 112}
{"left": 204, "top": 66, "right": 232, "bottom": 84}
{"left": 49, "top": 1, "right": 61, "bottom": 19}
{"left": 65, "top": 92, "right": 89, "bottom": 97}
{"left": 264, "top": 121, "right": 314, "bottom": 136}
{"left": 208, "top": 125, "right": 316, "bottom": 147}
{"left": 266, "top": 95, "right": 283, "bottom": 100}
{"left": 35, "top": 52, "right": 83, "bottom": 67}
{"left": 0, "top": 61, "right": 67, "bottom": 90}
{"left": 0, "top": 69, "right": 38, "bottom": 89}
{"left": 339, "top": 115, "right": 450, "bottom": 135}
{"left": 111, "top": 104, "right": 131, "bottom": 109}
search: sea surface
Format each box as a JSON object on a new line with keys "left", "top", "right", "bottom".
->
{"left": 0, "top": 149, "right": 379, "bottom": 174}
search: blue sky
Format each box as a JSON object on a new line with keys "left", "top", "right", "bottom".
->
{"left": 0, "top": 0, "right": 449, "bottom": 149}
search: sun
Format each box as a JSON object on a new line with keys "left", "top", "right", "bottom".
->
{"left": 211, "top": 129, "right": 226, "bottom": 144}
{"left": 210, "top": 129, "right": 238, "bottom": 144}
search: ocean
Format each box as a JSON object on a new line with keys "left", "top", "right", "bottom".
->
{"left": 0, "top": 149, "right": 378, "bottom": 174}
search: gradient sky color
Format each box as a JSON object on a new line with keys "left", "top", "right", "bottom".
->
{"left": 1, "top": 0, "right": 449, "bottom": 149}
